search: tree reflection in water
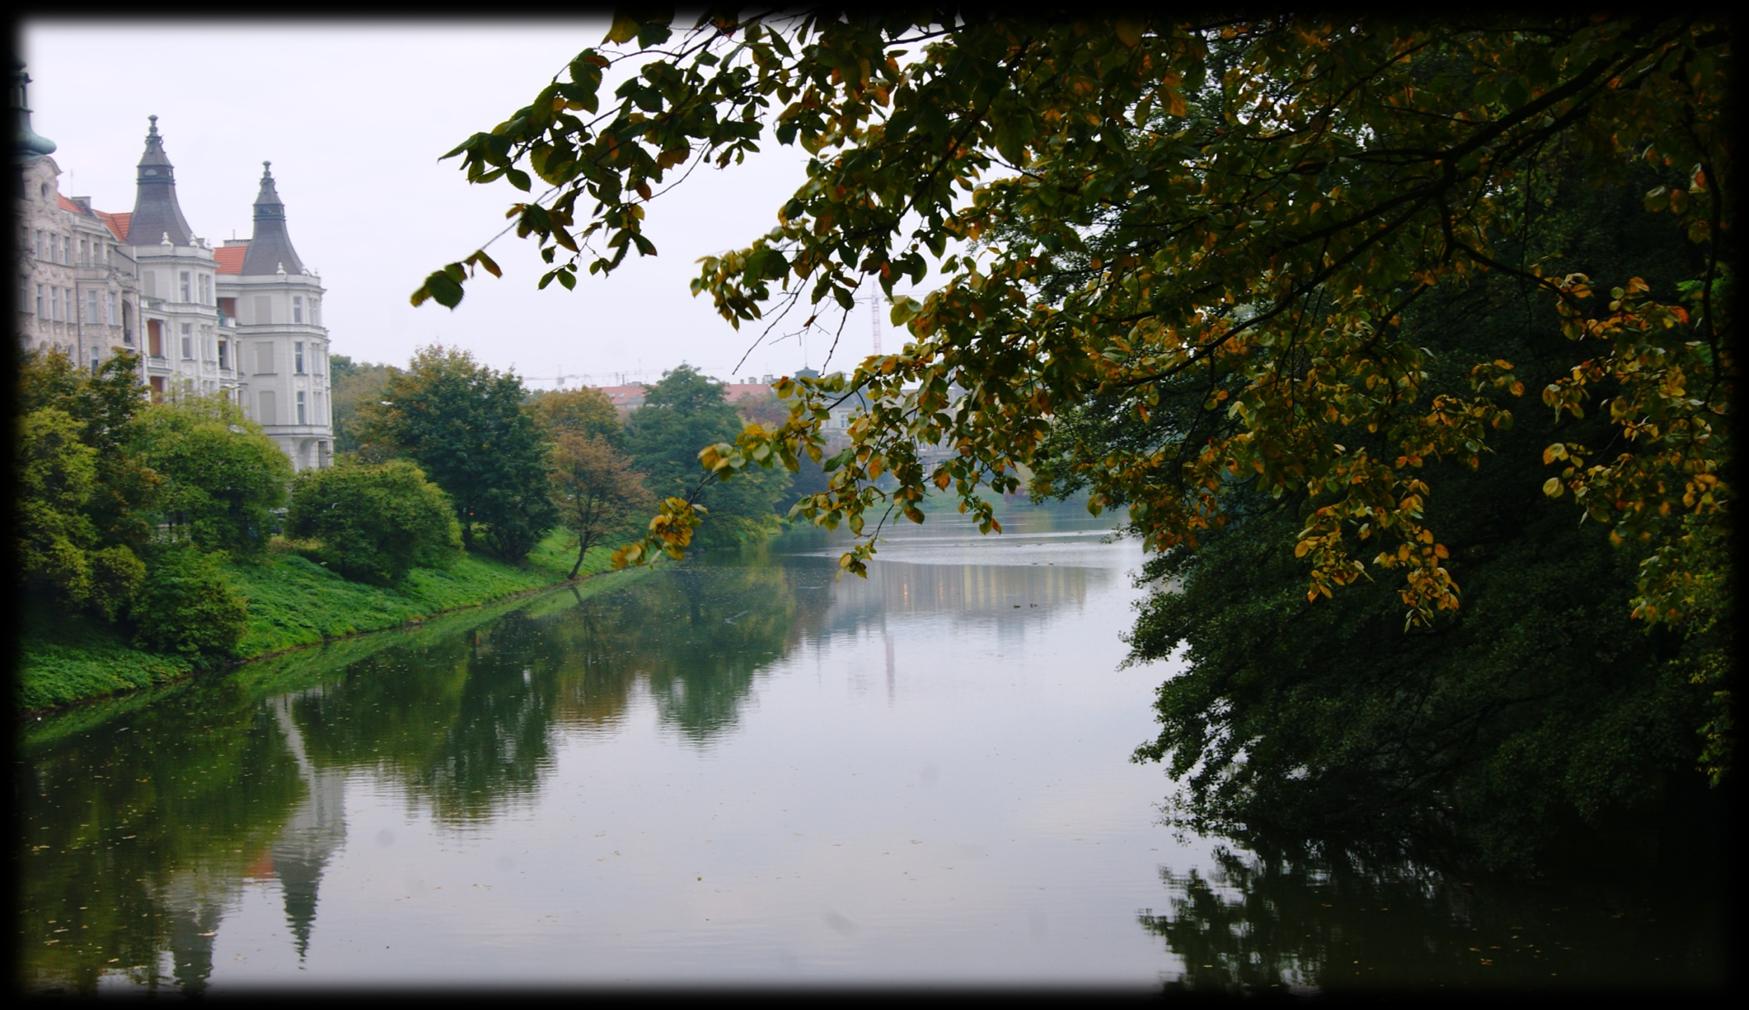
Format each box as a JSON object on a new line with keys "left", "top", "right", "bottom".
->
{"left": 1141, "top": 842, "right": 1728, "bottom": 994}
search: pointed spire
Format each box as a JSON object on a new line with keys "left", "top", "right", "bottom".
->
{"left": 129, "top": 115, "right": 194, "bottom": 247}
{"left": 13, "top": 63, "right": 57, "bottom": 159}
{"left": 241, "top": 160, "right": 306, "bottom": 276}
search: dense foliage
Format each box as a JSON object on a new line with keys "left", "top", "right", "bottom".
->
{"left": 287, "top": 459, "right": 462, "bottom": 585}
{"left": 416, "top": 14, "right": 1732, "bottom": 863}
{"left": 354, "top": 344, "right": 558, "bottom": 561}
{"left": 15, "top": 355, "right": 286, "bottom": 668}
{"left": 15, "top": 352, "right": 156, "bottom": 623}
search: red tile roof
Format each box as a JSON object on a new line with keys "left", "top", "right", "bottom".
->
{"left": 722, "top": 382, "right": 776, "bottom": 403}
{"left": 56, "top": 194, "right": 87, "bottom": 215}
{"left": 214, "top": 245, "right": 247, "bottom": 275}
{"left": 96, "top": 211, "right": 130, "bottom": 242}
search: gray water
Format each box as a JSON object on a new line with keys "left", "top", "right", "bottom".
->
{"left": 15, "top": 503, "right": 1728, "bottom": 993}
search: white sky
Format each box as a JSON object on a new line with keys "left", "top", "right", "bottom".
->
{"left": 20, "top": 19, "right": 897, "bottom": 389}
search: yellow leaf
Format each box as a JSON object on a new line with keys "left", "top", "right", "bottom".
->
{"left": 605, "top": 13, "right": 639, "bottom": 44}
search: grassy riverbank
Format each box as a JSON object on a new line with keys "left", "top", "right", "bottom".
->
{"left": 17, "top": 530, "right": 608, "bottom": 713}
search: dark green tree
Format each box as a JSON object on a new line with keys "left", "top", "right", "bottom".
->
{"left": 354, "top": 344, "right": 558, "bottom": 561}
{"left": 622, "top": 365, "right": 788, "bottom": 549}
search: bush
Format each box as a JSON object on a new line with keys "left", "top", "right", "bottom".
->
{"left": 130, "top": 546, "right": 248, "bottom": 664}
{"left": 87, "top": 545, "right": 146, "bottom": 623}
{"left": 286, "top": 459, "right": 462, "bottom": 585}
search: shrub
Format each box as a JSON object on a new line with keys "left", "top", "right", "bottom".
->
{"left": 286, "top": 459, "right": 462, "bottom": 585}
{"left": 130, "top": 546, "right": 248, "bottom": 664}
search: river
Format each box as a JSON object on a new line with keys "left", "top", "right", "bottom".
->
{"left": 14, "top": 502, "right": 1728, "bottom": 993}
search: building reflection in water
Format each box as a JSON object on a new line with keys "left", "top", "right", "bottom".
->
{"left": 153, "top": 687, "right": 348, "bottom": 989}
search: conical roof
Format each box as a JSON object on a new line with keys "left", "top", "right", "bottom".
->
{"left": 13, "top": 64, "right": 57, "bottom": 159}
{"left": 128, "top": 115, "right": 194, "bottom": 247}
{"left": 240, "top": 161, "right": 306, "bottom": 276}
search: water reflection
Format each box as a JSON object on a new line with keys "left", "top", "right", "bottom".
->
{"left": 1143, "top": 844, "right": 1729, "bottom": 993}
{"left": 17, "top": 502, "right": 1725, "bottom": 992}
{"left": 18, "top": 686, "right": 305, "bottom": 993}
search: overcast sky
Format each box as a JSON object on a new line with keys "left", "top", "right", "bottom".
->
{"left": 20, "top": 19, "right": 893, "bottom": 389}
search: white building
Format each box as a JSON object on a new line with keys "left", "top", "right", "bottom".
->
{"left": 14, "top": 66, "right": 334, "bottom": 472}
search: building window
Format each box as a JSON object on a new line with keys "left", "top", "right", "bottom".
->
{"left": 90, "top": 346, "right": 101, "bottom": 374}
{"left": 180, "top": 271, "right": 192, "bottom": 303}
{"left": 34, "top": 229, "right": 44, "bottom": 256}
{"left": 107, "top": 292, "right": 118, "bottom": 326}
{"left": 147, "top": 319, "right": 163, "bottom": 357}
{"left": 311, "top": 298, "right": 321, "bottom": 326}
{"left": 218, "top": 340, "right": 229, "bottom": 370}
{"left": 85, "top": 290, "right": 98, "bottom": 323}
{"left": 293, "top": 295, "right": 303, "bottom": 323}
{"left": 295, "top": 341, "right": 305, "bottom": 374}
{"left": 297, "top": 391, "right": 307, "bottom": 425}
{"left": 149, "top": 376, "right": 166, "bottom": 402}
{"left": 35, "top": 284, "right": 44, "bottom": 317}
{"left": 50, "top": 288, "right": 60, "bottom": 322}
{"left": 180, "top": 323, "right": 193, "bottom": 359}
{"left": 199, "top": 274, "right": 211, "bottom": 305}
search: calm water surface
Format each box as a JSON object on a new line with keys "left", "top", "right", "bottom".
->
{"left": 15, "top": 504, "right": 1728, "bottom": 992}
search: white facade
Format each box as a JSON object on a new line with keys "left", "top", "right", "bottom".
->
{"left": 15, "top": 71, "right": 334, "bottom": 472}
{"left": 16, "top": 154, "right": 141, "bottom": 371}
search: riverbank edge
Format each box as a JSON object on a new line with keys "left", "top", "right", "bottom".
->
{"left": 15, "top": 534, "right": 610, "bottom": 717}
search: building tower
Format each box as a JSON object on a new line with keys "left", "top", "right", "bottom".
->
{"left": 126, "top": 116, "right": 227, "bottom": 404}
{"left": 217, "top": 162, "right": 332, "bottom": 471}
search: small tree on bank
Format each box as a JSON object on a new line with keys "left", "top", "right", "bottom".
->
{"left": 549, "top": 432, "right": 652, "bottom": 578}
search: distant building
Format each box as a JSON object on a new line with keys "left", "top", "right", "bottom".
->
{"left": 591, "top": 382, "right": 649, "bottom": 416}
{"left": 14, "top": 66, "right": 335, "bottom": 471}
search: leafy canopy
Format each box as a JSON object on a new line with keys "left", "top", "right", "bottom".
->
{"left": 420, "top": 14, "right": 1731, "bottom": 758}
